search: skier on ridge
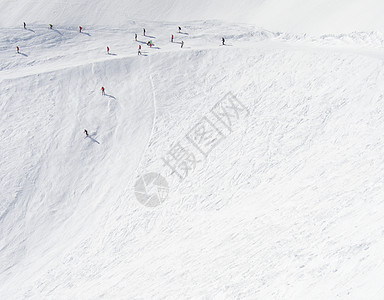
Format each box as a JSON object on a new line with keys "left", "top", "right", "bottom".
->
{"left": 79, "top": 26, "right": 82, "bottom": 33}
{"left": 49, "top": 24, "right": 53, "bottom": 29}
{"left": 222, "top": 37, "right": 225, "bottom": 45}
{"left": 143, "top": 28, "right": 146, "bottom": 36}
{"left": 135, "top": 33, "right": 137, "bottom": 41}
{"left": 101, "top": 86, "right": 105, "bottom": 95}
{"left": 107, "top": 46, "right": 110, "bottom": 54}
{"left": 84, "top": 129, "right": 88, "bottom": 136}
{"left": 181, "top": 41, "right": 184, "bottom": 48}
{"left": 16, "top": 46, "right": 19, "bottom": 53}
{"left": 178, "top": 26, "right": 181, "bottom": 33}
{"left": 23, "top": 22, "right": 26, "bottom": 29}
{"left": 171, "top": 34, "right": 174, "bottom": 42}
{"left": 138, "top": 45, "right": 141, "bottom": 55}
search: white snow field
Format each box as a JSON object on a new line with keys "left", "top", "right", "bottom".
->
{"left": 1, "top": 1, "right": 384, "bottom": 299}
{"left": 1, "top": 0, "right": 384, "bottom": 34}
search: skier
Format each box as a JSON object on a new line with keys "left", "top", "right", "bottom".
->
{"left": 143, "top": 28, "right": 146, "bottom": 36}
{"left": 16, "top": 46, "right": 19, "bottom": 53}
{"left": 138, "top": 45, "right": 141, "bottom": 55}
{"left": 49, "top": 24, "right": 53, "bottom": 29}
{"left": 171, "top": 34, "right": 174, "bottom": 42}
{"left": 135, "top": 33, "right": 137, "bottom": 41}
{"left": 23, "top": 22, "right": 26, "bottom": 29}
{"left": 222, "top": 37, "right": 225, "bottom": 45}
{"left": 178, "top": 26, "right": 181, "bottom": 33}
{"left": 79, "top": 26, "right": 82, "bottom": 33}
{"left": 181, "top": 41, "right": 184, "bottom": 48}
{"left": 84, "top": 129, "right": 88, "bottom": 136}
{"left": 107, "top": 46, "right": 110, "bottom": 54}
{"left": 101, "top": 86, "right": 105, "bottom": 95}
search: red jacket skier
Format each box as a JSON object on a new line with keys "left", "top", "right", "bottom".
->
{"left": 101, "top": 87, "right": 105, "bottom": 95}
{"left": 79, "top": 26, "right": 82, "bottom": 33}
{"left": 107, "top": 46, "right": 110, "bottom": 54}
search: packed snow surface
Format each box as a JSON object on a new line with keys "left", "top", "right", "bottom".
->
{"left": 1, "top": 0, "right": 384, "bottom": 34}
{"left": 1, "top": 2, "right": 384, "bottom": 299}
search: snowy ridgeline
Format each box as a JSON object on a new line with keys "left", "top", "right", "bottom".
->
{"left": 1, "top": 20, "right": 384, "bottom": 299}
{"left": 1, "top": 0, "right": 384, "bottom": 34}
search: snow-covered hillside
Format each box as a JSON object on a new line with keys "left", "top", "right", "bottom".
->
{"left": 1, "top": 2, "right": 384, "bottom": 300}
{"left": 1, "top": 0, "right": 384, "bottom": 34}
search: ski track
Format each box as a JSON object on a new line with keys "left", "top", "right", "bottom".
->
{"left": 134, "top": 57, "right": 158, "bottom": 178}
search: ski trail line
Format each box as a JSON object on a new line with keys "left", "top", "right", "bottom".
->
{"left": 133, "top": 57, "right": 158, "bottom": 180}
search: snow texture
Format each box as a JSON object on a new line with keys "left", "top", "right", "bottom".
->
{"left": 1, "top": 2, "right": 384, "bottom": 299}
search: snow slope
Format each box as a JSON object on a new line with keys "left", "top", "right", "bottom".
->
{"left": 1, "top": 0, "right": 384, "bottom": 34}
{"left": 1, "top": 5, "right": 384, "bottom": 300}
